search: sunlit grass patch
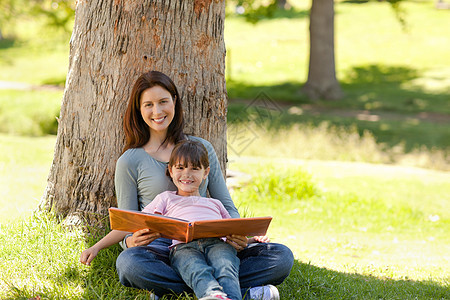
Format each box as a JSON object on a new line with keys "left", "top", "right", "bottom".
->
{"left": 0, "top": 134, "right": 56, "bottom": 221}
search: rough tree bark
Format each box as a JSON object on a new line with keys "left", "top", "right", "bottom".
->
{"left": 302, "top": 0, "right": 343, "bottom": 100}
{"left": 40, "top": 0, "right": 228, "bottom": 225}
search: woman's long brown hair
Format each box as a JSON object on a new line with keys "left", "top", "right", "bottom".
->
{"left": 122, "top": 71, "right": 185, "bottom": 152}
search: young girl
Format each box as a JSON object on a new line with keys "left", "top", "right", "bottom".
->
{"left": 143, "top": 140, "right": 241, "bottom": 300}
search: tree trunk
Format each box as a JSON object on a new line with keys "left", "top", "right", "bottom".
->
{"left": 302, "top": 0, "right": 343, "bottom": 100}
{"left": 277, "top": 0, "right": 291, "bottom": 10}
{"left": 40, "top": 0, "right": 228, "bottom": 226}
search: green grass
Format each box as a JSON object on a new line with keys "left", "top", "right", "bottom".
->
{"left": 0, "top": 135, "right": 449, "bottom": 299}
{"left": 229, "top": 158, "right": 450, "bottom": 297}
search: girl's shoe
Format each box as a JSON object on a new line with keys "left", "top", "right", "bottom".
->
{"left": 199, "top": 292, "right": 231, "bottom": 300}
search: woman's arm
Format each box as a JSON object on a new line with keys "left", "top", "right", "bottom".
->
{"left": 115, "top": 151, "right": 140, "bottom": 211}
{"left": 115, "top": 151, "right": 141, "bottom": 249}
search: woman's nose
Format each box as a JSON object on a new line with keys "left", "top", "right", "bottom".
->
{"left": 152, "top": 104, "right": 162, "bottom": 114}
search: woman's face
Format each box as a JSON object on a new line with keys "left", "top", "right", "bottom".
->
{"left": 140, "top": 86, "right": 175, "bottom": 136}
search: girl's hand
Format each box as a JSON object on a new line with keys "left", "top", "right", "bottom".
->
{"left": 226, "top": 234, "right": 248, "bottom": 252}
{"left": 248, "top": 235, "right": 271, "bottom": 244}
{"left": 80, "top": 246, "right": 99, "bottom": 266}
{"left": 126, "top": 229, "right": 161, "bottom": 248}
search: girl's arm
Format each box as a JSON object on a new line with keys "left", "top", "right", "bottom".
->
{"left": 80, "top": 230, "right": 129, "bottom": 266}
{"left": 80, "top": 229, "right": 161, "bottom": 265}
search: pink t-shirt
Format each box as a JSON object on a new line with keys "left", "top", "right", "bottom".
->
{"left": 142, "top": 191, "right": 231, "bottom": 246}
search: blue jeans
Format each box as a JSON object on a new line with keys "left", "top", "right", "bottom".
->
{"left": 116, "top": 238, "right": 294, "bottom": 298}
{"left": 170, "top": 238, "right": 241, "bottom": 300}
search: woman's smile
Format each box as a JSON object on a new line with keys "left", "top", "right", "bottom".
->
{"left": 152, "top": 116, "right": 166, "bottom": 123}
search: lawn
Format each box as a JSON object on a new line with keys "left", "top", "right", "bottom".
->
{"left": 0, "top": 0, "right": 449, "bottom": 299}
{"left": 0, "top": 135, "right": 449, "bottom": 299}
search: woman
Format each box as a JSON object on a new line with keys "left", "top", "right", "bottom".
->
{"left": 113, "top": 71, "right": 294, "bottom": 299}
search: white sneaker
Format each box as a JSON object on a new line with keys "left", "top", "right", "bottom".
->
{"left": 249, "top": 285, "right": 280, "bottom": 300}
{"left": 149, "top": 293, "right": 159, "bottom": 300}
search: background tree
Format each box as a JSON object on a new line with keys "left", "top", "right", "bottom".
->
{"left": 40, "top": 0, "right": 229, "bottom": 226}
{"left": 231, "top": 0, "right": 405, "bottom": 101}
{"left": 302, "top": 0, "right": 343, "bottom": 100}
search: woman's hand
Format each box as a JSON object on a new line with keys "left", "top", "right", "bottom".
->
{"left": 126, "top": 229, "right": 161, "bottom": 248}
{"left": 226, "top": 234, "right": 248, "bottom": 252}
{"left": 248, "top": 235, "right": 271, "bottom": 244}
{"left": 80, "top": 246, "right": 100, "bottom": 266}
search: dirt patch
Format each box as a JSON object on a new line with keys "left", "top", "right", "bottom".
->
{"left": 229, "top": 98, "right": 450, "bottom": 124}
{"left": 299, "top": 104, "right": 450, "bottom": 124}
{"left": 0, "top": 81, "right": 63, "bottom": 91}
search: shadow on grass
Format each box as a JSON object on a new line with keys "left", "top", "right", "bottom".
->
{"left": 280, "top": 260, "right": 449, "bottom": 299}
{"left": 227, "top": 63, "right": 450, "bottom": 153}
{"left": 0, "top": 37, "right": 18, "bottom": 65}
{"left": 231, "top": 7, "right": 309, "bottom": 23}
{"left": 270, "top": 7, "right": 310, "bottom": 19}
{"left": 0, "top": 37, "right": 16, "bottom": 49}
{"left": 78, "top": 250, "right": 449, "bottom": 300}
{"left": 41, "top": 75, "right": 66, "bottom": 87}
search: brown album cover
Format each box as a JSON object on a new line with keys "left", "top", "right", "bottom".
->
{"left": 109, "top": 207, "right": 272, "bottom": 243}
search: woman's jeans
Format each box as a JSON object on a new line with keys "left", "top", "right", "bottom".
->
{"left": 116, "top": 238, "right": 294, "bottom": 298}
{"left": 170, "top": 238, "right": 241, "bottom": 300}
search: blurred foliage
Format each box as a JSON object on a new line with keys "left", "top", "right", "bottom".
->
{"left": 232, "top": 0, "right": 279, "bottom": 23}
{"left": 228, "top": 0, "right": 406, "bottom": 27}
{"left": 0, "top": 0, "right": 75, "bottom": 35}
{"left": 30, "top": 0, "right": 75, "bottom": 32}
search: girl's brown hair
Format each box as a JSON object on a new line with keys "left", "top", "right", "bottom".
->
{"left": 166, "top": 140, "right": 209, "bottom": 177}
{"left": 123, "top": 71, "right": 185, "bottom": 152}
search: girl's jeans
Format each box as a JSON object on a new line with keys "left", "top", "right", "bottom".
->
{"left": 169, "top": 238, "right": 241, "bottom": 300}
{"left": 116, "top": 238, "right": 294, "bottom": 299}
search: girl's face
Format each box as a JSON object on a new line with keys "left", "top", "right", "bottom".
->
{"left": 140, "top": 86, "right": 175, "bottom": 136}
{"left": 169, "top": 161, "right": 210, "bottom": 197}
